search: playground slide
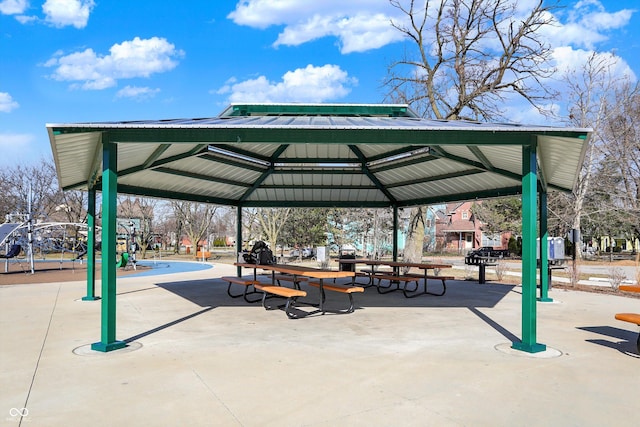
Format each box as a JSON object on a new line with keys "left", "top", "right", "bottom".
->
{"left": 0, "top": 223, "right": 22, "bottom": 246}
{"left": 116, "top": 252, "right": 129, "bottom": 268}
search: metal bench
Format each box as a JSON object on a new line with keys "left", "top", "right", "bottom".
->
{"left": 221, "top": 276, "right": 262, "bottom": 303}
{"left": 307, "top": 281, "right": 364, "bottom": 313}
{"left": 254, "top": 284, "right": 307, "bottom": 319}
{"left": 616, "top": 285, "right": 640, "bottom": 352}
{"left": 614, "top": 313, "right": 640, "bottom": 353}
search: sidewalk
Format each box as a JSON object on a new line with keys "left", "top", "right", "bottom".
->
{"left": 448, "top": 258, "right": 639, "bottom": 287}
{"left": 1, "top": 262, "right": 639, "bottom": 426}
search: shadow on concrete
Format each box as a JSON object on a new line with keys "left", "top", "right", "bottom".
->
{"left": 154, "top": 277, "right": 515, "bottom": 309}
{"left": 118, "top": 277, "right": 519, "bottom": 342}
{"left": 468, "top": 306, "right": 520, "bottom": 342}
{"left": 577, "top": 325, "right": 640, "bottom": 356}
{"left": 124, "top": 306, "right": 216, "bottom": 343}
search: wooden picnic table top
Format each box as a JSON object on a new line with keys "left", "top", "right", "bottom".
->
{"left": 235, "top": 262, "right": 355, "bottom": 279}
{"left": 336, "top": 259, "right": 452, "bottom": 270}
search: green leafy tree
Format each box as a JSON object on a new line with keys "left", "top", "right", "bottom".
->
{"left": 280, "top": 208, "right": 330, "bottom": 257}
{"left": 471, "top": 198, "right": 522, "bottom": 237}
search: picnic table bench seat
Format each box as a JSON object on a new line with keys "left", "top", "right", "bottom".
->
{"left": 332, "top": 270, "right": 380, "bottom": 287}
{"left": 307, "top": 281, "right": 364, "bottom": 314}
{"left": 335, "top": 267, "right": 392, "bottom": 287}
{"left": 614, "top": 313, "right": 640, "bottom": 353}
{"left": 221, "top": 276, "right": 263, "bottom": 303}
{"left": 404, "top": 273, "right": 455, "bottom": 283}
{"left": 254, "top": 284, "right": 307, "bottom": 319}
{"left": 270, "top": 274, "right": 308, "bottom": 288}
{"left": 619, "top": 285, "right": 640, "bottom": 293}
{"left": 615, "top": 285, "right": 640, "bottom": 352}
{"left": 373, "top": 273, "right": 449, "bottom": 297}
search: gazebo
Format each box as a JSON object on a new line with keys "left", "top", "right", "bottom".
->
{"left": 47, "top": 103, "right": 591, "bottom": 353}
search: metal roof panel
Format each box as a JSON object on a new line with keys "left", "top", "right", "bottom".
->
{"left": 47, "top": 103, "right": 591, "bottom": 207}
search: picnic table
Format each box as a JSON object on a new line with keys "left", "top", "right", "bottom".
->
{"left": 616, "top": 285, "right": 640, "bottom": 353}
{"left": 234, "top": 262, "right": 359, "bottom": 318}
{"left": 336, "top": 259, "right": 453, "bottom": 297}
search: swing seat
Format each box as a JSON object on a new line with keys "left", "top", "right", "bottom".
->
{"left": 0, "top": 244, "right": 21, "bottom": 259}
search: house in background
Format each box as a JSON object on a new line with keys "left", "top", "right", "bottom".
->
{"left": 593, "top": 235, "right": 640, "bottom": 254}
{"left": 427, "top": 202, "right": 511, "bottom": 254}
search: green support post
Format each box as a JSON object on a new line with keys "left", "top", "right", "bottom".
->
{"left": 236, "top": 207, "right": 243, "bottom": 277}
{"left": 91, "top": 139, "right": 126, "bottom": 352}
{"left": 538, "top": 191, "right": 552, "bottom": 302}
{"left": 82, "top": 187, "right": 99, "bottom": 301}
{"left": 512, "top": 142, "right": 546, "bottom": 353}
{"left": 393, "top": 205, "right": 399, "bottom": 262}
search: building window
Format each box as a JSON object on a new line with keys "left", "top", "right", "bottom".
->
{"left": 462, "top": 211, "right": 468, "bottom": 219}
{"left": 482, "top": 234, "right": 501, "bottom": 247}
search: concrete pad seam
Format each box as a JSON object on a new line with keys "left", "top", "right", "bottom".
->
{"left": 18, "top": 282, "right": 62, "bottom": 423}
{"left": 191, "top": 367, "right": 244, "bottom": 426}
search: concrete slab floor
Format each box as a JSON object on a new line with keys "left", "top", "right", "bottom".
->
{"left": 1, "top": 262, "right": 638, "bottom": 426}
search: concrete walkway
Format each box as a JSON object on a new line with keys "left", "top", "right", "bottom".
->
{"left": 1, "top": 262, "right": 639, "bottom": 426}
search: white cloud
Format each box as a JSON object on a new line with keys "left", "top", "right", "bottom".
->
{"left": 0, "top": 92, "right": 19, "bottom": 112}
{"left": 228, "top": 0, "right": 636, "bottom": 57}
{"left": 545, "top": 0, "right": 635, "bottom": 50}
{"left": 42, "top": 0, "right": 95, "bottom": 29}
{"left": 44, "top": 37, "right": 184, "bottom": 90}
{"left": 228, "top": 0, "right": 404, "bottom": 53}
{"left": 552, "top": 46, "right": 636, "bottom": 81}
{"left": 0, "top": 0, "right": 28, "bottom": 15}
{"left": 217, "top": 64, "right": 357, "bottom": 103}
{"left": 15, "top": 14, "right": 36, "bottom": 23}
{"left": 275, "top": 12, "right": 402, "bottom": 53}
{"left": 502, "top": 101, "right": 562, "bottom": 126}
{"left": 116, "top": 85, "right": 160, "bottom": 100}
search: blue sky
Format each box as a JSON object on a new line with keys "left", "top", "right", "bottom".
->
{"left": 0, "top": 0, "right": 638, "bottom": 168}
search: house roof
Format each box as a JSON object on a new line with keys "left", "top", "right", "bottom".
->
{"left": 47, "top": 103, "right": 591, "bottom": 208}
{"left": 441, "top": 220, "right": 477, "bottom": 233}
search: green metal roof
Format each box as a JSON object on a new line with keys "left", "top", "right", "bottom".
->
{"left": 47, "top": 103, "right": 591, "bottom": 208}
{"left": 218, "top": 103, "right": 419, "bottom": 117}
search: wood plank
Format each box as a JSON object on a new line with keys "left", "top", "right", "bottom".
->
{"left": 235, "top": 262, "right": 355, "bottom": 279}
{"left": 615, "top": 313, "right": 640, "bottom": 324}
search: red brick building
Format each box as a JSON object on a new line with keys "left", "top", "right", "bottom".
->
{"left": 433, "top": 202, "right": 511, "bottom": 254}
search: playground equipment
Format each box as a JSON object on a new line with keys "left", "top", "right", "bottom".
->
{"left": 0, "top": 244, "right": 21, "bottom": 259}
{"left": 116, "top": 251, "right": 129, "bottom": 268}
{"left": 1, "top": 216, "right": 101, "bottom": 274}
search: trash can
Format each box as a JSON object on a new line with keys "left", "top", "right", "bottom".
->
{"left": 339, "top": 249, "right": 356, "bottom": 272}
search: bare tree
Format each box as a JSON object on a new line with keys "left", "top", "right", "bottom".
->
{"left": 211, "top": 207, "right": 236, "bottom": 246}
{"left": 151, "top": 201, "right": 177, "bottom": 251}
{"left": 118, "top": 196, "right": 159, "bottom": 259}
{"left": 171, "top": 201, "right": 218, "bottom": 256}
{"left": 241, "top": 208, "right": 263, "bottom": 250}
{"left": 384, "top": 0, "right": 558, "bottom": 260}
{"left": 401, "top": 206, "right": 425, "bottom": 263}
{"left": 255, "top": 207, "right": 291, "bottom": 250}
{"left": 599, "top": 83, "right": 640, "bottom": 248}
{"left": 550, "top": 53, "right": 636, "bottom": 254}
{"left": 385, "top": 0, "right": 558, "bottom": 120}
{"left": 0, "top": 158, "right": 61, "bottom": 222}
